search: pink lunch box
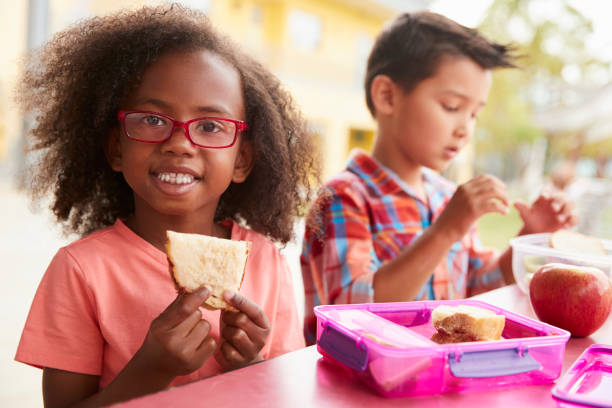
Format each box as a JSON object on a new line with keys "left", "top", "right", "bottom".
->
{"left": 314, "top": 299, "right": 570, "bottom": 398}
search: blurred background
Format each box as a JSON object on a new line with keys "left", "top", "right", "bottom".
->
{"left": 1, "top": 0, "right": 612, "bottom": 406}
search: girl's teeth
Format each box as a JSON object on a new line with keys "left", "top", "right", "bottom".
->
{"left": 157, "top": 173, "right": 195, "bottom": 185}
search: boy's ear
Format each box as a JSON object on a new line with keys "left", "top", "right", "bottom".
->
{"left": 104, "top": 129, "right": 123, "bottom": 172}
{"left": 370, "top": 75, "right": 396, "bottom": 116}
{"left": 232, "top": 139, "right": 254, "bottom": 183}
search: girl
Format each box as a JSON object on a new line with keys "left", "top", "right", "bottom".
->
{"left": 15, "top": 4, "right": 319, "bottom": 407}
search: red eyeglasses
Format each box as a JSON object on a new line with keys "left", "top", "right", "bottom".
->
{"left": 117, "top": 110, "right": 248, "bottom": 149}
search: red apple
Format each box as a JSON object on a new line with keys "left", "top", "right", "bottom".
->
{"left": 529, "top": 263, "right": 612, "bottom": 337}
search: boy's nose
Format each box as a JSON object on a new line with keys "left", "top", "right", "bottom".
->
{"left": 454, "top": 119, "right": 474, "bottom": 139}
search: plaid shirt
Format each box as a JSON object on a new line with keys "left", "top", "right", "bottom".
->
{"left": 300, "top": 150, "right": 504, "bottom": 344}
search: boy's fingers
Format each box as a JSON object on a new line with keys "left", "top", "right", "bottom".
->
{"left": 487, "top": 198, "right": 509, "bottom": 215}
{"left": 513, "top": 201, "right": 529, "bottom": 218}
{"left": 566, "top": 213, "right": 579, "bottom": 227}
{"left": 223, "top": 291, "right": 269, "bottom": 329}
{"left": 473, "top": 178, "right": 508, "bottom": 205}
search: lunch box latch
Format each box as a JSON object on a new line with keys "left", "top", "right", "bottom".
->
{"left": 449, "top": 347, "right": 541, "bottom": 378}
{"left": 318, "top": 324, "right": 369, "bottom": 372}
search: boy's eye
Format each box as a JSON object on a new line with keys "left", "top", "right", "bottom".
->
{"left": 442, "top": 104, "right": 459, "bottom": 112}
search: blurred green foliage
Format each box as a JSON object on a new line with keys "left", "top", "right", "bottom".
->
{"left": 475, "top": 0, "right": 612, "bottom": 162}
{"left": 477, "top": 206, "right": 522, "bottom": 250}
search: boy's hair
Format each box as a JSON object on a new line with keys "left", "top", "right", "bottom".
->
{"left": 365, "top": 11, "right": 516, "bottom": 116}
{"left": 18, "top": 4, "right": 320, "bottom": 244}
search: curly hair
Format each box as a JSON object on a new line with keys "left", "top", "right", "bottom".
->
{"left": 17, "top": 3, "right": 320, "bottom": 244}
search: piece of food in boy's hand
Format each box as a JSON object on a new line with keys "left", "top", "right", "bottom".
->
{"left": 166, "top": 230, "right": 251, "bottom": 311}
{"left": 430, "top": 305, "right": 505, "bottom": 344}
{"left": 550, "top": 229, "right": 606, "bottom": 256}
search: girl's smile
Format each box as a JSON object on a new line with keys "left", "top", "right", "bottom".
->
{"left": 152, "top": 165, "right": 201, "bottom": 195}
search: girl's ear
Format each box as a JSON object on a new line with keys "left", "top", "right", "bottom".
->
{"left": 232, "top": 139, "right": 254, "bottom": 183}
{"left": 104, "top": 129, "right": 123, "bottom": 172}
{"left": 370, "top": 74, "right": 397, "bottom": 116}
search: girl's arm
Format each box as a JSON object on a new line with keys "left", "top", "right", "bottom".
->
{"left": 43, "top": 363, "right": 172, "bottom": 408}
{"left": 374, "top": 174, "right": 509, "bottom": 302}
{"left": 43, "top": 287, "right": 217, "bottom": 408}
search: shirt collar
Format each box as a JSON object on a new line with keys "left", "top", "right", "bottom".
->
{"left": 347, "top": 149, "right": 440, "bottom": 204}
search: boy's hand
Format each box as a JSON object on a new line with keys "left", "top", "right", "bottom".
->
{"left": 514, "top": 189, "right": 578, "bottom": 234}
{"left": 215, "top": 291, "right": 270, "bottom": 371}
{"left": 132, "top": 287, "right": 217, "bottom": 379}
{"left": 436, "top": 174, "right": 509, "bottom": 242}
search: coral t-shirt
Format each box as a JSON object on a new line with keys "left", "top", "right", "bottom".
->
{"left": 15, "top": 219, "right": 305, "bottom": 388}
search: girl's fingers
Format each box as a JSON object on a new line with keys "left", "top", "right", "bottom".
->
{"left": 220, "top": 341, "right": 247, "bottom": 365}
{"left": 194, "top": 336, "right": 217, "bottom": 363}
{"left": 173, "top": 308, "right": 203, "bottom": 335}
{"left": 164, "top": 287, "right": 211, "bottom": 329}
{"left": 184, "top": 319, "right": 213, "bottom": 351}
{"left": 222, "top": 292, "right": 270, "bottom": 330}
{"left": 220, "top": 325, "right": 259, "bottom": 358}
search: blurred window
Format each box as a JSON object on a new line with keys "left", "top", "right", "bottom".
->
{"left": 354, "top": 32, "right": 373, "bottom": 89}
{"left": 288, "top": 9, "right": 322, "bottom": 52}
{"left": 348, "top": 128, "right": 374, "bottom": 153}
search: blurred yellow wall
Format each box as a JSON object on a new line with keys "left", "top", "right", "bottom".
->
{"left": 0, "top": 0, "right": 409, "bottom": 178}
{"left": 0, "top": 1, "right": 28, "bottom": 161}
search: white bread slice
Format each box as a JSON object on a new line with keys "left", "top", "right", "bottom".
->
{"left": 166, "top": 230, "right": 250, "bottom": 310}
{"left": 550, "top": 229, "right": 606, "bottom": 256}
{"left": 431, "top": 305, "right": 505, "bottom": 344}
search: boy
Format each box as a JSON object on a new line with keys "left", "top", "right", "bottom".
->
{"left": 301, "top": 11, "right": 576, "bottom": 344}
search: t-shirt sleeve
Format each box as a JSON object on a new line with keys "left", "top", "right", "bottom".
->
{"left": 465, "top": 228, "right": 505, "bottom": 297}
{"left": 15, "top": 247, "right": 104, "bottom": 375}
{"left": 301, "top": 187, "right": 377, "bottom": 344}
{"left": 262, "top": 248, "right": 305, "bottom": 357}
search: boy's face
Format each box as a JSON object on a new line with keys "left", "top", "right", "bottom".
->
{"left": 106, "top": 50, "right": 252, "bottom": 224}
{"left": 386, "top": 56, "right": 492, "bottom": 172}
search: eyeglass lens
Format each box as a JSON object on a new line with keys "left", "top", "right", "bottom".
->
{"left": 124, "top": 112, "right": 237, "bottom": 147}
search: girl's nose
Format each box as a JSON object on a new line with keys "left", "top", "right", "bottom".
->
{"left": 161, "top": 124, "right": 198, "bottom": 155}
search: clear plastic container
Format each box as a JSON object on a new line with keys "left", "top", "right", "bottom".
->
{"left": 509, "top": 233, "right": 612, "bottom": 294}
{"left": 314, "top": 299, "right": 570, "bottom": 398}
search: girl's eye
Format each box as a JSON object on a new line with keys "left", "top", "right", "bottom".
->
{"left": 196, "top": 119, "right": 224, "bottom": 133}
{"left": 442, "top": 104, "right": 459, "bottom": 112}
{"left": 143, "top": 115, "right": 166, "bottom": 127}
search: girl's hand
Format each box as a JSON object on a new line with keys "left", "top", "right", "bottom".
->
{"left": 436, "top": 174, "right": 509, "bottom": 242}
{"left": 514, "top": 189, "right": 578, "bottom": 235}
{"left": 215, "top": 291, "right": 270, "bottom": 371}
{"left": 132, "top": 287, "right": 217, "bottom": 380}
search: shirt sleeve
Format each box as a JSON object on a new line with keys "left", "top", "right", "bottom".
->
{"left": 465, "top": 228, "right": 505, "bottom": 297}
{"left": 15, "top": 248, "right": 104, "bottom": 375}
{"left": 301, "top": 187, "right": 378, "bottom": 344}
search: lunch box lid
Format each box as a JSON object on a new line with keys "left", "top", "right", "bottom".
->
{"left": 552, "top": 344, "right": 612, "bottom": 408}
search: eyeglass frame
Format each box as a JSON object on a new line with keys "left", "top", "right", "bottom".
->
{"left": 117, "top": 109, "right": 249, "bottom": 149}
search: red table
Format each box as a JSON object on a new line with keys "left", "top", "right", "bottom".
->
{"left": 117, "top": 285, "right": 611, "bottom": 407}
